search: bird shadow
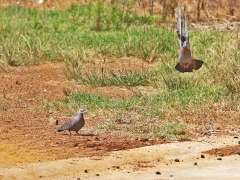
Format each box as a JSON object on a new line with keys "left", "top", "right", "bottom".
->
{"left": 60, "top": 132, "right": 96, "bottom": 136}
{"left": 78, "top": 133, "right": 96, "bottom": 136}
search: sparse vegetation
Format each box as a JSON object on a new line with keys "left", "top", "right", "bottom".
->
{"left": 1, "top": 1, "right": 240, "bottom": 139}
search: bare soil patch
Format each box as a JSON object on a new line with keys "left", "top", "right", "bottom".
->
{"left": 203, "top": 144, "right": 240, "bottom": 156}
{"left": 0, "top": 62, "right": 165, "bottom": 168}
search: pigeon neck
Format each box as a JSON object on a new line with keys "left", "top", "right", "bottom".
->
{"left": 181, "top": 47, "right": 191, "bottom": 54}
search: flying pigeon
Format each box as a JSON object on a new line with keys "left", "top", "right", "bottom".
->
{"left": 175, "top": 7, "right": 204, "bottom": 73}
{"left": 57, "top": 109, "right": 85, "bottom": 135}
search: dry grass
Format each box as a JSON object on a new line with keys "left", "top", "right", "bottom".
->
{"left": 1, "top": 0, "right": 240, "bottom": 20}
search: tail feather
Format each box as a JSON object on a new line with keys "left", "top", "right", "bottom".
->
{"left": 175, "top": 59, "right": 204, "bottom": 73}
{"left": 175, "top": 62, "right": 194, "bottom": 73}
{"left": 57, "top": 125, "right": 69, "bottom": 132}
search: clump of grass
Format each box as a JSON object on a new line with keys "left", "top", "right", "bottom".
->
{"left": 132, "top": 121, "right": 188, "bottom": 139}
{"left": 56, "top": 85, "right": 228, "bottom": 117}
{"left": 96, "top": 124, "right": 117, "bottom": 131}
{"left": 83, "top": 70, "right": 149, "bottom": 87}
{"left": 0, "top": 105, "right": 8, "bottom": 111}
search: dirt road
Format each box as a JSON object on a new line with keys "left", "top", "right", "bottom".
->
{"left": 0, "top": 135, "right": 239, "bottom": 180}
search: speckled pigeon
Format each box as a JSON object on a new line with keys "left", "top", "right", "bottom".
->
{"left": 57, "top": 109, "right": 85, "bottom": 135}
{"left": 175, "top": 7, "right": 204, "bottom": 73}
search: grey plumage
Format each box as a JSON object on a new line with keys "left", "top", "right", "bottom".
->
{"left": 57, "top": 109, "right": 85, "bottom": 135}
{"left": 175, "top": 7, "right": 204, "bottom": 73}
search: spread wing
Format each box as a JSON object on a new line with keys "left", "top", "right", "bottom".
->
{"left": 184, "top": 8, "right": 190, "bottom": 47}
{"left": 177, "top": 7, "right": 182, "bottom": 49}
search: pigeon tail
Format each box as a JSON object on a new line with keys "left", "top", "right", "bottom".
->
{"left": 175, "top": 59, "right": 204, "bottom": 73}
{"left": 175, "top": 62, "right": 194, "bottom": 73}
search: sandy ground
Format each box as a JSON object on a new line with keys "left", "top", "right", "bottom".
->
{"left": 0, "top": 135, "right": 239, "bottom": 180}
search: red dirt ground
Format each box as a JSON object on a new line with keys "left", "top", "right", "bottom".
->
{"left": 203, "top": 144, "right": 240, "bottom": 156}
{"left": 0, "top": 62, "right": 166, "bottom": 168}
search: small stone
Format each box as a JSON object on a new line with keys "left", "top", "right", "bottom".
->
{"left": 96, "top": 174, "right": 99, "bottom": 176}
{"left": 113, "top": 148, "right": 118, "bottom": 151}
{"left": 234, "top": 136, "right": 238, "bottom": 139}
{"left": 238, "top": 141, "right": 240, "bottom": 144}
{"left": 236, "top": 152, "right": 240, "bottom": 155}
{"left": 174, "top": 158, "right": 180, "bottom": 162}
{"left": 84, "top": 169, "right": 88, "bottom": 173}
{"left": 170, "top": 175, "right": 173, "bottom": 177}
{"left": 48, "top": 117, "right": 58, "bottom": 126}
{"left": 193, "top": 162, "right": 197, "bottom": 165}
{"left": 77, "top": 178, "right": 81, "bottom": 180}
{"left": 219, "top": 154, "right": 224, "bottom": 156}
{"left": 217, "top": 158, "right": 222, "bottom": 160}
{"left": 16, "top": 81, "right": 21, "bottom": 85}
{"left": 207, "top": 129, "right": 215, "bottom": 134}
{"left": 156, "top": 171, "right": 161, "bottom": 175}
{"left": 201, "top": 154, "right": 205, "bottom": 158}
{"left": 112, "top": 165, "right": 120, "bottom": 169}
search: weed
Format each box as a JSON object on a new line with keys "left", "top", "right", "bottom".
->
{"left": 130, "top": 121, "right": 188, "bottom": 138}
{"left": 0, "top": 105, "right": 8, "bottom": 111}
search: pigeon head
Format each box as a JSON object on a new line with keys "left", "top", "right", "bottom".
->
{"left": 182, "top": 41, "right": 189, "bottom": 48}
{"left": 78, "top": 109, "right": 84, "bottom": 114}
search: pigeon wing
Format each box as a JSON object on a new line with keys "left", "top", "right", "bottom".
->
{"left": 58, "top": 116, "right": 77, "bottom": 131}
{"left": 177, "top": 7, "right": 182, "bottom": 49}
{"left": 193, "top": 59, "right": 204, "bottom": 70}
{"left": 184, "top": 8, "right": 190, "bottom": 47}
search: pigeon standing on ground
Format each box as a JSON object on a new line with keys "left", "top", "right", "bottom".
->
{"left": 175, "top": 7, "right": 204, "bottom": 73}
{"left": 57, "top": 109, "right": 85, "bottom": 135}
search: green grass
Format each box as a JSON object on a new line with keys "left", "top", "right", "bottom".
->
{"left": 64, "top": 65, "right": 151, "bottom": 88}
{"left": 42, "top": 85, "right": 228, "bottom": 138}
{"left": 132, "top": 122, "right": 188, "bottom": 139}
{"left": 0, "top": 4, "right": 165, "bottom": 66}
{"left": 68, "top": 86, "right": 227, "bottom": 111}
